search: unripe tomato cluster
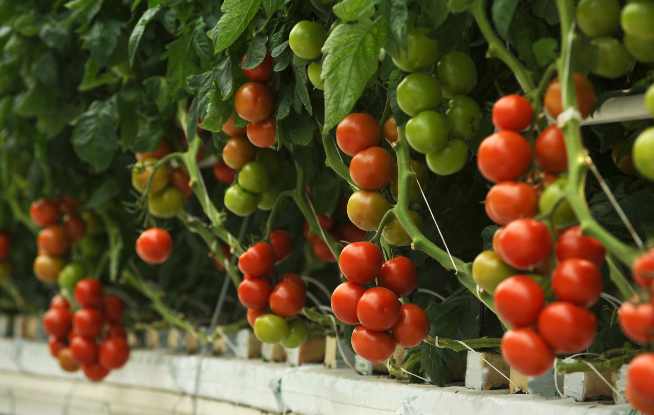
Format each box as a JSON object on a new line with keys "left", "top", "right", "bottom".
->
{"left": 236, "top": 232, "right": 310, "bottom": 348}
{"left": 331, "top": 241, "right": 428, "bottom": 363}
{"left": 43, "top": 279, "right": 130, "bottom": 382}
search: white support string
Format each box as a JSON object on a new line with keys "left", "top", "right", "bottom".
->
{"left": 302, "top": 276, "right": 332, "bottom": 302}
{"left": 416, "top": 288, "right": 447, "bottom": 302}
{"left": 600, "top": 292, "right": 623, "bottom": 309}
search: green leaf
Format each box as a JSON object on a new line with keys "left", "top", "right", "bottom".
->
{"left": 65, "top": 0, "right": 104, "bottom": 29}
{"left": 389, "top": 0, "right": 408, "bottom": 46}
{"left": 201, "top": 90, "right": 232, "bottom": 133}
{"left": 166, "top": 33, "right": 200, "bottom": 96}
{"left": 15, "top": 86, "right": 57, "bottom": 117}
{"left": 208, "top": 0, "right": 262, "bottom": 54}
{"left": 128, "top": 6, "right": 161, "bottom": 67}
{"left": 532, "top": 37, "right": 558, "bottom": 67}
{"left": 242, "top": 34, "right": 268, "bottom": 69}
{"left": 86, "top": 179, "right": 120, "bottom": 209}
{"left": 492, "top": 0, "right": 520, "bottom": 40}
{"left": 79, "top": 59, "right": 119, "bottom": 92}
{"left": 143, "top": 76, "right": 172, "bottom": 113}
{"left": 447, "top": 0, "right": 475, "bottom": 13}
{"left": 39, "top": 22, "right": 71, "bottom": 51}
{"left": 262, "top": 0, "right": 285, "bottom": 16}
{"left": 72, "top": 99, "right": 119, "bottom": 172}
{"left": 292, "top": 57, "right": 312, "bottom": 115}
{"left": 192, "top": 19, "right": 212, "bottom": 64}
{"left": 322, "top": 20, "right": 387, "bottom": 132}
{"left": 83, "top": 20, "right": 123, "bottom": 67}
{"left": 283, "top": 113, "right": 315, "bottom": 147}
{"left": 333, "top": 0, "right": 375, "bottom": 22}
{"left": 273, "top": 48, "right": 291, "bottom": 72}
{"left": 422, "top": 0, "right": 450, "bottom": 30}
{"left": 215, "top": 55, "right": 234, "bottom": 99}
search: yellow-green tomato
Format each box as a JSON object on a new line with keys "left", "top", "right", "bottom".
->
{"left": 131, "top": 158, "right": 170, "bottom": 194}
{"left": 238, "top": 161, "right": 269, "bottom": 194}
{"left": 382, "top": 211, "right": 420, "bottom": 246}
{"left": 254, "top": 314, "right": 289, "bottom": 344}
{"left": 623, "top": 34, "right": 654, "bottom": 63}
{"left": 405, "top": 111, "right": 449, "bottom": 154}
{"left": 307, "top": 62, "right": 324, "bottom": 90}
{"left": 346, "top": 190, "right": 392, "bottom": 232}
{"left": 148, "top": 187, "right": 185, "bottom": 219}
{"left": 621, "top": 2, "right": 654, "bottom": 40}
{"left": 224, "top": 184, "right": 259, "bottom": 217}
{"left": 258, "top": 189, "right": 279, "bottom": 211}
{"left": 576, "top": 0, "right": 620, "bottom": 37}
{"left": 633, "top": 127, "right": 654, "bottom": 180}
{"left": 539, "top": 177, "right": 577, "bottom": 227}
{"left": 472, "top": 250, "right": 516, "bottom": 293}
{"left": 288, "top": 21, "right": 327, "bottom": 60}
{"left": 280, "top": 319, "right": 308, "bottom": 348}
{"left": 58, "top": 262, "right": 85, "bottom": 292}
{"left": 426, "top": 139, "right": 468, "bottom": 176}
{"left": 390, "top": 30, "right": 439, "bottom": 72}
{"left": 396, "top": 73, "right": 442, "bottom": 116}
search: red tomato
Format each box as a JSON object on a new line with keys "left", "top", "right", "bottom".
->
{"left": 103, "top": 295, "right": 124, "bottom": 323}
{"left": 58, "top": 348, "right": 80, "bottom": 372}
{"left": 477, "top": 131, "right": 532, "bottom": 183}
{"left": 234, "top": 82, "right": 274, "bottom": 123}
{"left": 379, "top": 256, "right": 417, "bottom": 296}
{"left": 492, "top": 95, "right": 533, "bottom": 131}
{"left": 99, "top": 337, "right": 130, "bottom": 369}
{"left": 501, "top": 328, "right": 554, "bottom": 376}
{"left": 75, "top": 278, "right": 103, "bottom": 308}
{"left": 83, "top": 363, "right": 110, "bottom": 382}
{"left": 57, "top": 196, "right": 80, "bottom": 214}
{"left": 247, "top": 308, "right": 265, "bottom": 327}
{"left": 484, "top": 182, "right": 538, "bottom": 225}
{"left": 0, "top": 232, "right": 9, "bottom": 259}
{"left": 267, "top": 230, "right": 291, "bottom": 262}
{"left": 335, "top": 223, "right": 367, "bottom": 243}
{"left": 242, "top": 54, "right": 273, "bottom": 82}
{"left": 392, "top": 303, "right": 428, "bottom": 348}
{"left": 552, "top": 258, "right": 602, "bottom": 307}
{"left": 311, "top": 238, "right": 336, "bottom": 262}
{"left": 246, "top": 119, "right": 276, "bottom": 148}
{"left": 556, "top": 226, "right": 606, "bottom": 267}
{"left": 37, "top": 225, "right": 69, "bottom": 256}
{"left": 626, "top": 378, "right": 654, "bottom": 415}
{"left": 627, "top": 353, "right": 654, "bottom": 412}
{"left": 349, "top": 146, "right": 394, "bottom": 190}
{"left": 538, "top": 302, "right": 597, "bottom": 353}
{"left": 238, "top": 242, "right": 275, "bottom": 277}
{"left": 136, "top": 228, "right": 172, "bottom": 265}
{"left": 74, "top": 309, "right": 104, "bottom": 338}
{"left": 43, "top": 308, "right": 72, "bottom": 338}
{"left": 618, "top": 302, "right": 654, "bottom": 344}
{"left": 331, "top": 282, "right": 366, "bottom": 325}
{"left": 222, "top": 115, "right": 246, "bottom": 137}
{"left": 237, "top": 278, "right": 272, "bottom": 310}
{"left": 494, "top": 275, "right": 545, "bottom": 328}
{"left": 269, "top": 273, "right": 306, "bottom": 317}
{"left": 544, "top": 74, "right": 596, "bottom": 119}
{"left": 135, "top": 141, "right": 171, "bottom": 161}
{"left": 633, "top": 249, "right": 654, "bottom": 288}
{"left": 351, "top": 326, "right": 396, "bottom": 363}
{"left": 107, "top": 324, "right": 127, "bottom": 339}
{"left": 48, "top": 336, "right": 66, "bottom": 357}
{"left": 51, "top": 295, "right": 70, "bottom": 310}
{"left": 63, "top": 215, "right": 86, "bottom": 242}
{"left": 70, "top": 336, "right": 98, "bottom": 365}
{"left": 338, "top": 242, "right": 383, "bottom": 285}
{"left": 171, "top": 168, "right": 193, "bottom": 198}
{"left": 30, "top": 198, "right": 60, "bottom": 227}
{"left": 356, "top": 287, "right": 401, "bottom": 331}
{"left": 496, "top": 219, "right": 552, "bottom": 269}
{"left": 535, "top": 126, "right": 567, "bottom": 173}
{"left": 335, "top": 113, "right": 381, "bottom": 157}
{"left": 213, "top": 161, "right": 236, "bottom": 184}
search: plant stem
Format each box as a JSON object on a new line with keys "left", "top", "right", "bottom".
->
{"left": 556, "top": 353, "right": 635, "bottom": 374}
{"left": 321, "top": 133, "right": 356, "bottom": 188}
{"left": 424, "top": 335, "right": 502, "bottom": 352}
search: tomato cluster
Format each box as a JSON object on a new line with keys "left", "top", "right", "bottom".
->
{"left": 288, "top": 20, "right": 327, "bottom": 90}
{"left": 236, "top": 232, "right": 310, "bottom": 348}
{"left": 43, "top": 279, "right": 130, "bottom": 382}
{"left": 332, "top": 242, "right": 428, "bottom": 363}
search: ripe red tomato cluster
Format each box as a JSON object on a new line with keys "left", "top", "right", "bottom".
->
{"left": 304, "top": 213, "right": 366, "bottom": 262}
{"left": 332, "top": 242, "right": 428, "bottom": 363}
{"left": 236, "top": 232, "right": 310, "bottom": 348}
{"left": 43, "top": 279, "right": 130, "bottom": 382}
{"left": 31, "top": 197, "right": 88, "bottom": 284}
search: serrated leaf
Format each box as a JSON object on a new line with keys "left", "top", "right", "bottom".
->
{"left": 208, "top": 0, "right": 262, "bottom": 54}
{"left": 389, "top": 0, "right": 408, "bottom": 45}
{"left": 201, "top": 91, "right": 232, "bottom": 132}
{"left": 83, "top": 20, "right": 123, "bottom": 67}
{"left": 322, "top": 20, "right": 387, "bottom": 132}
{"left": 79, "top": 59, "right": 119, "bottom": 92}
{"left": 192, "top": 19, "right": 212, "bottom": 64}
{"left": 128, "top": 6, "right": 160, "bottom": 67}
{"left": 292, "top": 57, "right": 312, "bottom": 115}
{"left": 492, "top": 0, "right": 520, "bottom": 40}
{"left": 273, "top": 48, "right": 291, "bottom": 72}
{"left": 166, "top": 33, "right": 200, "bottom": 96}
{"left": 275, "top": 86, "right": 292, "bottom": 120}
{"left": 72, "top": 99, "right": 119, "bottom": 172}
{"left": 215, "top": 55, "right": 234, "bottom": 99}
{"left": 333, "top": 0, "right": 375, "bottom": 22}
{"left": 242, "top": 35, "right": 268, "bottom": 69}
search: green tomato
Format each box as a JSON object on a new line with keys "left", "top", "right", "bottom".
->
{"left": 405, "top": 111, "right": 449, "bottom": 154}
{"left": 148, "top": 187, "right": 184, "bottom": 219}
{"left": 646, "top": 85, "right": 654, "bottom": 117}
{"left": 0, "top": 262, "right": 10, "bottom": 281}
{"left": 258, "top": 189, "right": 279, "bottom": 211}
{"left": 131, "top": 158, "right": 170, "bottom": 194}
{"left": 307, "top": 62, "right": 324, "bottom": 90}
{"left": 426, "top": 139, "right": 468, "bottom": 176}
{"left": 289, "top": 21, "right": 327, "bottom": 60}
{"left": 446, "top": 95, "right": 482, "bottom": 140}
{"left": 624, "top": 33, "right": 654, "bottom": 63}
{"left": 79, "top": 236, "right": 102, "bottom": 259}
{"left": 539, "top": 177, "right": 577, "bottom": 227}
{"left": 633, "top": 127, "right": 654, "bottom": 180}
{"left": 238, "top": 161, "right": 269, "bottom": 194}
{"left": 472, "top": 250, "right": 515, "bottom": 293}
{"left": 390, "top": 30, "right": 439, "bottom": 72}
{"left": 58, "top": 262, "right": 85, "bottom": 292}
{"left": 382, "top": 211, "right": 420, "bottom": 246}
{"left": 576, "top": 0, "right": 620, "bottom": 37}
{"left": 436, "top": 51, "right": 477, "bottom": 95}
{"left": 280, "top": 320, "right": 308, "bottom": 348}
{"left": 590, "top": 37, "right": 635, "bottom": 79}
{"left": 621, "top": 2, "right": 654, "bottom": 40}
{"left": 254, "top": 314, "right": 289, "bottom": 344}
{"left": 224, "top": 184, "right": 259, "bottom": 217}
{"left": 396, "top": 73, "right": 442, "bottom": 116}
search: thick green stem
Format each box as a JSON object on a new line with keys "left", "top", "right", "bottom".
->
{"left": 556, "top": 352, "right": 635, "bottom": 374}
{"left": 321, "top": 133, "right": 355, "bottom": 188}
{"left": 424, "top": 335, "right": 502, "bottom": 353}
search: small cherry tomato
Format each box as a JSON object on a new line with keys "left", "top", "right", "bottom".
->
{"left": 30, "top": 198, "right": 60, "bottom": 227}
{"left": 379, "top": 256, "right": 417, "bottom": 296}
{"left": 222, "top": 115, "right": 246, "bottom": 137}
{"left": 222, "top": 136, "right": 256, "bottom": 170}
{"left": 238, "top": 242, "right": 275, "bottom": 278}
{"left": 633, "top": 249, "right": 654, "bottom": 288}
{"left": 107, "top": 324, "right": 127, "bottom": 339}
{"left": 234, "top": 82, "right": 274, "bottom": 123}
{"left": 74, "top": 278, "right": 104, "bottom": 309}
{"left": 618, "top": 302, "right": 654, "bottom": 344}
{"left": 63, "top": 215, "right": 86, "bottom": 242}
{"left": 349, "top": 146, "right": 394, "bottom": 190}
{"left": 472, "top": 250, "right": 516, "bottom": 293}
{"left": 270, "top": 229, "right": 292, "bottom": 262}
{"left": 58, "top": 348, "right": 80, "bottom": 372}
{"left": 338, "top": 241, "right": 383, "bottom": 285}
{"left": 383, "top": 117, "right": 398, "bottom": 143}
{"left": 83, "top": 363, "right": 110, "bottom": 382}
{"left": 171, "top": 168, "right": 193, "bottom": 198}
{"left": 70, "top": 336, "right": 98, "bottom": 365}
{"left": 552, "top": 258, "right": 602, "bottom": 307}
{"left": 37, "top": 225, "right": 69, "bottom": 256}
{"left": 626, "top": 353, "right": 654, "bottom": 414}
{"left": 556, "top": 226, "right": 606, "bottom": 268}
{"left": 535, "top": 125, "right": 567, "bottom": 174}
{"left": 136, "top": 228, "right": 172, "bottom": 265}
{"left": 391, "top": 303, "right": 428, "bottom": 348}
{"left": 494, "top": 275, "right": 545, "bottom": 327}
{"left": 485, "top": 182, "right": 538, "bottom": 225}
{"left": 247, "top": 308, "right": 265, "bottom": 327}
{"left": 99, "top": 337, "right": 130, "bottom": 369}
{"left": 288, "top": 20, "right": 327, "bottom": 60}
{"left": 135, "top": 140, "right": 171, "bottom": 161}
{"left": 57, "top": 196, "right": 80, "bottom": 215}
{"left": 346, "top": 190, "right": 391, "bottom": 232}
{"left": 437, "top": 51, "right": 477, "bottom": 95}
{"left": 492, "top": 95, "right": 533, "bottom": 131}
{"left": 213, "top": 161, "right": 236, "bottom": 184}
{"left": 336, "top": 223, "right": 367, "bottom": 243}
{"left": 131, "top": 158, "right": 170, "bottom": 194}
{"left": 48, "top": 336, "right": 66, "bottom": 357}
{"left": 351, "top": 326, "right": 396, "bottom": 363}
{"left": 336, "top": 113, "right": 380, "bottom": 157}
{"left": 50, "top": 295, "right": 70, "bottom": 310}
{"left": 331, "top": 282, "right": 366, "bottom": 325}
{"left": 501, "top": 328, "right": 554, "bottom": 376}
{"left": 396, "top": 73, "right": 442, "bottom": 116}
{"left": 496, "top": 219, "right": 552, "bottom": 270}
{"left": 74, "top": 308, "right": 104, "bottom": 338}
{"left": 103, "top": 295, "right": 124, "bottom": 323}
{"left": 238, "top": 278, "right": 272, "bottom": 310}
{"left": 224, "top": 184, "right": 260, "bottom": 217}
{"left": 242, "top": 54, "right": 273, "bottom": 82}
{"left": 537, "top": 302, "right": 597, "bottom": 353}
{"left": 269, "top": 273, "right": 305, "bottom": 317}
{"left": 356, "top": 287, "right": 401, "bottom": 331}
{"left": 391, "top": 30, "right": 439, "bottom": 73}
{"left": 477, "top": 131, "right": 532, "bottom": 183}
{"left": 280, "top": 319, "right": 308, "bottom": 349}
{"left": 147, "top": 187, "right": 185, "bottom": 219}
{"left": 311, "top": 238, "right": 336, "bottom": 262}
{"left": 246, "top": 118, "right": 276, "bottom": 148}
{"left": 43, "top": 308, "right": 72, "bottom": 338}
{"left": 544, "top": 74, "right": 596, "bottom": 119}
{"left": 34, "top": 255, "right": 63, "bottom": 284}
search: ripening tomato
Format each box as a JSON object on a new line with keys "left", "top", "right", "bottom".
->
{"left": 269, "top": 273, "right": 305, "bottom": 317}
{"left": 37, "top": 225, "right": 69, "bottom": 256}
{"left": 238, "top": 242, "right": 275, "bottom": 278}
{"left": 74, "top": 278, "right": 104, "bottom": 309}
{"left": 222, "top": 115, "right": 246, "bottom": 137}
{"left": 492, "top": 95, "right": 533, "bottom": 131}
{"left": 43, "top": 307, "right": 72, "bottom": 338}
{"left": 590, "top": 37, "right": 635, "bottom": 79}
{"left": 379, "top": 256, "right": 417, "bottom": 296}
{"left": 225, "top": 184, "right": 260, "bottom": 217}
{"left": 30, "top": 198, "right": 60, "bottom": 228}
{"left": 535, "top": 125, "right": 567, "bottom": 174}
{"left": 336, "top": 113, "right": 380, "bottom": 157}
{"left": 99, "top": 337, "right": 130, "bottom": 369}
{"left": 397, "top": 73, "right": 442, "bottom": 117}
{"left": 544, "top": 74, "right": 596, "bottom": 119}
{"left": 131, "top": 158, "right": 170, "bottom": 194}
{"left": 307, "top": 62, "right": 324, "bottom": 90}
{"left": 223, "top": 136, "right": 256, "bottom": 170}
{"left": 331, "top": 282, "right": 366, "bottom": 325}
{"left": 83, "top": 363, "right": 110, "bottom": 382}
{"left": 621, "top": 2, "right": 654, "bottom": 40}
{"left": 477, "top": 131, "right": 532, "bottom": 183}
{"left": 494, "top": 275, "right": 545, "bottom": 328}
{"left": 242, "top": 54, "right": 273, "bottom": 82}
{"left": 556, "top": 226, "right": 606, "bottom": 267}
{"left": 626, "top": 353, "right": 654, "bottom": 413}
{"left": 501, "top": 328, "right": 554, "bottom": 376}
{"left": 538, "top": 302, "right": 597, "bottom": 353}
{"left": 485, "top": 182, "right": 538, "bottom": 225}
{"left": 135, "top": 140, "right": 171, "bottom": 161}
{"left": 104, "top": 295, "right": 124, "bottom": 323}
{"left": 58, "top": 348, "right": 80, "bottom": 373}
{"left": 70, "top": 336, "right": 98, "bottom": 365}
{"left": 269, "top": 229, "right": 292, "bottom": 262}
{"left": 247, "top": 308, "right": 265, "bottom": 327}
{"left": 136, "top": 228, "right": 172, "bottom": 265}
{"left": 618, "top": 302, "right": 654, "bottom": 344}
{"left": 349, "top": 146, "right": 394, "bottom": 190}
{"left": 356, "top": 287, "right": 401, "bottom": 331}
{"left": 51, "top": 295, "right": 70, "bottom": 310}
{"left": 346, "top": 191, "right": 391, "bottom": 232}
{"left": 0, "top": 232, "right": 9, "bottom": 260}
{"left": 246, "top": 118, "right": 276, "bottom": 148}
{"left": 238, "top": 278, "right": 272, "bottom": 310}
{"left": 48, "top": 336, "right": 66, "bottom": 357}
{"left": 351, "top": 326, "right": 396, "bottom": 363}
{"left": 234, "top": 82, "right": 274, "bottom": 123}
{"left": 392, "top": 303, "right": 428, "bottom": 348}
{"left": 405, "top": 111, "right": 449, "bottom": 155}
{"left": 74, "top": 308, "right": 104, "bottom": 338}
{"left": 552, "top": 259, "right": 602, "bottom": 307}
{"left": 63, "top": 215, "right": 86, "bottom": 242}
{"left": 171, "top": 168, "right": 193, "bottom": 198}
{"left": 383, "top": 117, "right": 398, "bottom": 143}
{"left": 496, "top": 219, "right": 552, "bottom": 270}
{"left": 34, "top": 255, "right": 64, "bottom": 284}
{"left": 213, "top": 161, "right": 236, "bottom": 184}
{"left": 338, "top": 242, "right": 383, "bottom": 285}
{"left": 147, "top": 187, "right": 185, "bottom": 219}
{"left": 471, "top": 250, "right": 516, "bottom": 293}
{"left": 634, "top": 249, "right": 654, "bottom": 288}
